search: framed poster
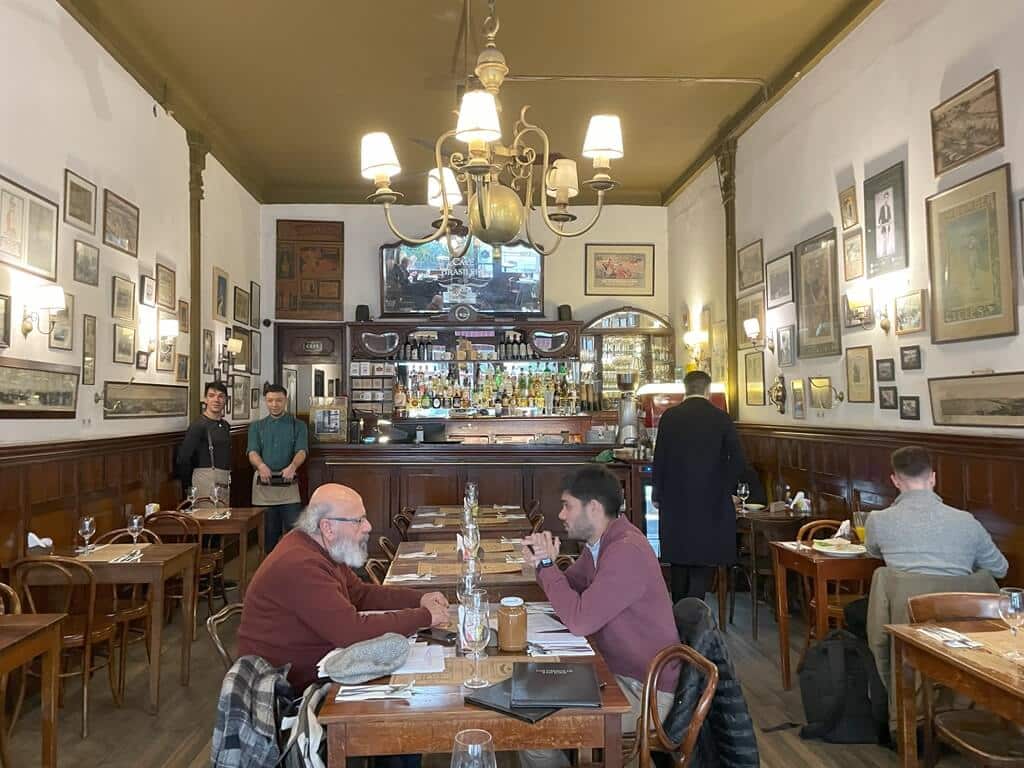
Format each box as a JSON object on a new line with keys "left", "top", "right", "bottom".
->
{"left": 838, "top": 185, "right": 858, "bottom": 230}
{"left": 140, "top": 275, "right": 156, "bottom": 307}
{"left": 283, "top": 366, "right": 298, "bottom": 405}
{"left": 48, "top": 293, "right": 74, "bottom": 351}
{"left": 276, "top": 219, "right": 345, "bottom": 321}
{"left": 251, "top": 388, "right": 260, "bottom": 410}
{"left": 0, "top": 294, "right": 10, "bottom": 349}
{"left": 895, "top": 289, "right": 926, "bottom": 335}
{"left": 744, "top": 350, "right": 765, "bottom": 406}
{"left": 112, "top": 275, "right": 136, "bottom": 322}
{"left": 102, "top": 381, "right": 188, "bottom": 419}
{"left": 250, "top": 281, "right": 261, "bottom": 327}
{"left": 232, "top": 326, "right": 251, "bottom": 372}
{"left": 102, "top": 189, "right": 139, "bottom": 257}
{"left": 250, "top": 329, "right": 261, "bottom": 376}
{"left": 73, "top": 241, "right": 99, "bottom": 286}
{"left": 135, "top": 350, "right": 149, "bottom": 370}
{"left": 928, "top": 371, "right": 1024, "bottom": 428}
{"left": 736, "top": 239, "right": 764, "bottom": 293}
{"left": 736, "top": 290, "right": 764, "bottom": 350}
{"left": 113, "top": 324, "right": 135, "bottom": 364}
{"left": 584, "top": 243, "right": 655, "bottom": 296}
{"left": 876, "top": 358, "right": 896, "bottom": 382}
{"left": 202, "top": 328, "right": 215, "bottom": 374}
{"left": 178, "top": 299, "right": 190, "bottom": 334}
{"left": 843, "top": 287, "right": 873, "bottom": 328}
{"left": 176, "top": 353, "right": 189, "bottom": 382}
{"left": 794, "top": 227, "right": 841, "bottom": 359}
{"left": 845, "top": 345, "right": 874, "bottom": 403}
{"left": 213, "top": 267, "right": 229, "bottom": 323}
{"left": 82, "top": 314, "right": 96, "bottom": 385}
{"left": 234, "top": 286, "right": 251, "bottom": 324}
{"left": 0, "top": 357, "right": 79, "bottom": 418}
{"left": 776, "top": 324, "right": 795, "bottom": 368}
{"left": 808, "top": 376, "right": 834, "bottom": 409}
{"left": 765, "top": 252, "right": 793, "bottom": 309}
{"left": 0, "top": 173, "right": 58, "bottom": 281}
{"left": 930, "top": 70, "right": 1003, "bottom": 177}
{"left": 900, "top": 345, "right": 922, "bottom": 371}
{"left": 863, "top": 162, "right": 908, "bottom": 279}
{"left": 64, "top": 169, "right": 96, "bottom": 234}
{"left": 156, "top": 308, "right": 177, "bottom": 371}
{"left": 710, "top": 320, "right": 727, "bottom": 385}
{"left": 792, "top": 378, "right": 806, "bottom": 419}
{"left": 879, "top": 386, "right": 898, "bottom": 410}
{"left": 155, "top": 263, "right": 176, "bottom": 310}
{"left": 232, "top": 374, "right": 250, "bottom": 420}
{"left": 926, "top": 164, "right": 1015, "bottom": 344}
{"left": 842, "top": 229, "right": 864, "bottom": 281}
{"left": 899, "top": 395, "right": 921, "bottom": 421}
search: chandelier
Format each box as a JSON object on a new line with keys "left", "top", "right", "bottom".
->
{"left": 359, "top": 0, "right": 623, "bottom": 258}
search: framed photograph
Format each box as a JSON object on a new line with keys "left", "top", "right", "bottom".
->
{"left": 899, "top": 395, "right": 921, "bottom": 421}
{"left": 176, "top": 353, "right": 189, "bottom": 382}
{"left": 135, "top": 350, "right": 149, "bottom": 370}
{"left": 178, "top": 299, "right": 190, "bottom": 334}
{"left": 202, "top": 328, "right": 215, "bottom": 374}
{"left": 73, "top": 241, "right": 99, "bottom": 286}
{"left": 776, "top": 325, "right": 796, "bottom": 367}
{"left": 879, "top": 386, "right": 898, "bottom": 410}
{"left": 64, "top": 169, "right": 96, "bottom": 234}
{"left": 225, "top": 327, "right": 232, "bottom": 340}
{"left": 213, "top": 369, "right": 222, "bottom": 383}
{"left": 839, "top": 185, "right": 859, "bottom": 230}
{"left": 876, "top": 358, "right": 896, "bottom": 382}
{"left": 113, "top": 324, "right": 136, "bottom": 364}
{"left": 156, "top": 309, "right": 177, "bottom": 371}
{"left": 140, "top": 275, "right": 156, "bottom": 307}
{"left": 844, "top": 287, "right": 873, "bottom": 328}
{"left": 808, "top": 377, "right": 834, "bottom": 410}
{"left": 48, "top": 293, "right": 74, "bottom": 351}
{"left": 792, "top": 378, "right": 806, "bottom": 419}
{"left": 155, "top": 263, "right": 176, "bottom": 310}
{"left": 900, "top": 345, "right": 922, "bottom": 371}
{"left": 736, "top": 290, "right": 764, "bottom": 350}
{"left": 102, "top": 381, "right": 188, "bottom": 419}
{"left": 81, "top": 314, "right": 96, "bottom": 385}
{"left": 102, "top": 189, "right": 139, "bottom": 257}
{"left": 283, "top": 367, "right": 298, "bottom": 405}
{"left": 929, "top": 371, "right": 1024, "bottom": 428}
{"left": 233, "top": 286, "right": 251, "bottom": 324}
{"left": 736, "top": 239, "right": 764, "bottom": 293}
{"left": 842, "top": 229, "right": 864, "bottom": 281}
{"left": 250, "top": 329, "right": 261, "bottom": 376}
{"left": 794, "top": 227, "right": 841, "bottom": 359}
{"left": 0, "top": 357, "right": 79, "bottom": 418}
{"left": 0, "top": 294, "right": 9, "bottom": 349}
{"left": 931, "top": 70, "right": 1003, "bottom": 177}
{"left": 0, "top": 173, "right": 59, "bottom": 282}
{"left": 251, "top": 388, "right": 260, "bottom": 410}
{"left": 221, "top": 347, "right": 230, "bottom": 375}
{"left": 232, "top": 374, "right": 250, "bottom": 420}
{"left": 927, "top": 164, "right": 1015, "bottom": 344}
{"left": 765, "top": 252, "right": 793, "bottom": 309}
{"left": 314, "top": 368, "right": 325, "bottom": 397}
{"left": 112, "top": 275, "right": 135, "bottom": 321}
{"left": 744, "top": 350, "right": 765, "bottom": 406}
{"left": 213, "top": 267, "right": 229, "bottom": 322}
{"left": 249, "top": 281, "right": 261, "bottom": 327}
{"left": 895, "top": 289, "right": 926, "bottom": 335}
{"left": 845, "top": 345, "right": 874, "bottom": 403}
{"left": 711, "top": 320, "right": 728, "bottom": 385}
{"left": 863, "top": 162, "right": 908, "bottom": 279}
{"left": 584, "top": 243, "right": 655, "bottom": 296}
{"left": 232, "top": 326, "right": 251, "bottom": 372}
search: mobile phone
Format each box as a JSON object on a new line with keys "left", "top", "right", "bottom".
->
{"left": 417, "top": 628, "right": 457, "bottom": 646}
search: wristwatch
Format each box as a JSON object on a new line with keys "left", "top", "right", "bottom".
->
{"left": 536, "top": 557, "right": 554, "bottom": 570}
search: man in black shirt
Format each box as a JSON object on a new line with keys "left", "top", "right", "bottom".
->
{"left": 176, "top": 381, "right": 232, "bottom": 500}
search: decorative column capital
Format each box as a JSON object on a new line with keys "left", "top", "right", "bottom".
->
{"left": 715, "top": 137, "right": 737, "bottom": 206}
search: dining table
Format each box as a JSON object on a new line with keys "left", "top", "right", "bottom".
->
{"left": 405, "top": 505, "right": 536, "bottom": 542}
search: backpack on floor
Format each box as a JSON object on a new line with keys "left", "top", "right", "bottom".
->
{"left": 798, "top": 629, "right": 889, "bottom": 744}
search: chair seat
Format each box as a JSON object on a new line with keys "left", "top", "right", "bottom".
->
{"left": 199, "top": 554, "right": 217, "bottom": 576}
{"left": 109, "top": 602, "right": 150, "bottom": 624}
{"left": 935, "top": 710, "right": 1024, "bottom": 764}
{"left": 61, "top": 614, "right": 119, "bottom": 647}
{"left": 809, "top": 591, "right": 864, "bottom": 613}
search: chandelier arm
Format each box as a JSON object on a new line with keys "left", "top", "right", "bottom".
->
{"left": 380, "top": 130, "right": 459, "bottom": 245}
{"left": 443, "top": 227, "right": 474, "bottom": 260}
{"left": 541, "top": 190, "right": 607, "bottom": 239}
{"left": 520, "top": 168, "right": 563, "bottom": 257}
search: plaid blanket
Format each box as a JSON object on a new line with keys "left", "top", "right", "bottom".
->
{"left": 212, "top": 655, "right": 293, "bottom": 768}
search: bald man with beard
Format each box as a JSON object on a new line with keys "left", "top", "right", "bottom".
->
{"left": 237, "top": 483, "right": 449, "bottom": 691}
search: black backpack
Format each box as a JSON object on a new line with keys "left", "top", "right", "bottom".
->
{"left": 798, "top": 629, "right": 889, "bottom": 744}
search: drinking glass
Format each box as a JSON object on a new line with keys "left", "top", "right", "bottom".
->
{"left": 460, "top": 602, "right": 491, "bottom": 689}
{"left": 186, "top": 485, "right": 198, "bottom": 505}
{"left": 457, "top": 562, "right": 481, "bottom": 605}
{"left": 128, "top": 515, "right": 145, "bottom": 545}
{"left": 999, "top": 587, "right": 1024, "bottom": 660}
{"left": 463, "top": 523, "right": 481, "bottom": 560}
{"left": 852, "top": 510, "right": 868, "bottom": 544}
{"left": 211, "top": 484, "right": 222, "bottom": 508}
{"left": 451, "top": 729, "right": 497, "bottom": 768}
{"left": 465, "top": 482, "right": 479, "bottom": 518}
{"left": 736, "top": 482, "right": 750, "bottom": 509}
{"left": 78, "top": 516, "right": 96, "bottom": 553}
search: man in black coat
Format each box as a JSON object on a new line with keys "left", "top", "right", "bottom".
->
{"left": 653, "top": 370, "right": 747, "bottom": 603}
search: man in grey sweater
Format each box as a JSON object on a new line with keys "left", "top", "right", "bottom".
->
{"left": 865, "top": 446, "right": 1007, "bottom": 578}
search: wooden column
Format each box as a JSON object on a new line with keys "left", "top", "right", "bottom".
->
{"left": 187, "top": 131, "right": 208, "bottom": 418}
{"left": 716, "top": 138, "right": 739, "bottom": 417}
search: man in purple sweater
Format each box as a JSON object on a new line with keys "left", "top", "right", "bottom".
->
{"left": 520, "top": 466, "right": 679, "bottom": 768}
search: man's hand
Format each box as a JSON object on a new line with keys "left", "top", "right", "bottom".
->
{"left": 420, "top": 591, "right": 449, "bottom": 611}
{"left": 257, "top": 463, "right": 272, "bottom": 483}
{"left": 426, "top": 601, "right": 450, "bottom": 627}
{"left": 281, "top": 464, "right": 297, "bottom": 482}
{"left": 522, "top": 531, "right": 560, "bottom": 567}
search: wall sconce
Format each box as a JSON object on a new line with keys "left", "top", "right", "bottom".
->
{"left": 844, "top": 285, "right": 875, "bottom": 328}
{"left": 768, "top": 373, "right": 786, "bottom": 414}
{"left": 682, "top": 328, "right": 710, "bottom": 371}
{"left": 743, "top": 318, "right": 763, "bottom": 347}
{"left": 148, "top": 316, "right": 179, "bottom": 353}
{"left": 218, "top": 336, "right": 243, "bottom": 367}
{"left": 809, "top": 376, "right": 845, "bottom": 410}
{"left": 878, "top": 306, "right": 891, "bottom": 334}
{"left": 21, "top": 285, "right": 66, "bottom": 337}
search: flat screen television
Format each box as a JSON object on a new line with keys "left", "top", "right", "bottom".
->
{"left": 380, "top": 237, "right": 544, "bottom": 317}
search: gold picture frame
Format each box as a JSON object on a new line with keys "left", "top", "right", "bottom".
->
{"left": 845, "top": 345, "right": 874, "bottom": 403}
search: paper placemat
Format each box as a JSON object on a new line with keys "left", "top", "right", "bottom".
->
{"left": 436, "top": 517, "right": 516, "bottom": 527}
{"left": 76, "top": 543, "right": 152, "bottom": 562}
{"left": 422, "top": 541, "right": 515, "bottom": 554}
{"left": 390, "top": 654, "right": 547, "bottom": 686}
{"left": 417, "top": 561, "right": 526, "bottom": 576}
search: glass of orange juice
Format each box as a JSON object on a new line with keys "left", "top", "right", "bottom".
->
{"left": 852, "top": 510, "right": 868, "bottom": 544}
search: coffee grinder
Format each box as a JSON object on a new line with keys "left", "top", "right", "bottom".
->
{"left": 615, "top": 372, "right": 639, "bottom": 446}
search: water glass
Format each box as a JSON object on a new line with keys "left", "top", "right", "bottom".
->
{"left": 451, "top": 729, "right": 497, "bottom": 768}
{"left": 457, "top": 563, "right": 481, "bottom": 605}
{"left": 463, "top": 523, "right": 481, "bottom": 560}
{"left": 736, "top": 482, "right": 750, "bottom": 508}
{"left": 1000, "top": 587, "right": 1024, "bottom": 660}
{"left": 186, "top": 485, "right": 198, "bottom": 504}
{"left": 78, "top": 515, "right": 96, "bottom": 553}
{"left": 460, "top": 602, "right": 491, "bottom": 689}
{"left": 128, "top": 515, "right": 145, "bottom": 545}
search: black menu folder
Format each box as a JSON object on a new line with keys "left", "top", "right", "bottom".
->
{"left": 463, "top": 678, "right": 559, "bottom": 724}
{"left": 510, "top": 662, "right": 602, "bottom": 708}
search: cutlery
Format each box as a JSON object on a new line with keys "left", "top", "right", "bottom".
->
{"left": 336, "top": 679, "right": 417, "bottom": 698}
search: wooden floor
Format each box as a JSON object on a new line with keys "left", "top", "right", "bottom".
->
{"left": 7, "top": 578, "right": 964, "bottom": 767}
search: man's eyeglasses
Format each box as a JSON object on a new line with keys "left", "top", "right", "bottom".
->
{"left": 324, "top": 516, "right": 368, "bottom": 526}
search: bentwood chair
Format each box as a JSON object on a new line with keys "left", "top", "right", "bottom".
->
{"left": 393, "top": 513, "right": 412, "bottom": 541}
{"left": 0, "top": 583, "right": 20, "bottom": 766}
{"left": 555, "top": 554, "right": 576, "bottom": 572}
{"left": 176, "top": 497, "right": 228, "bottom": 601}
{"left": 206, "top": 603, "right": 244, "bottom": 671}
{"left": 364, "top": 559, "right": 389, "bottom": 586}
{"left": 907, "top": 593, "right": 1024, "bottom": 768}
{"left": 146, "top": 512, "right": 215, "bottom": 627}
{"left": 378, "top": 536, "right": 398, "bottom": 562}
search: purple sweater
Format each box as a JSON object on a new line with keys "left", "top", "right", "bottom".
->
{"left": 537, "top": 516, "right": 680, "bottom": 692}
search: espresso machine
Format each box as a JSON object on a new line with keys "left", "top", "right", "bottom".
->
{"left": 615, "top": 373, "right": 639, "bottom": 446}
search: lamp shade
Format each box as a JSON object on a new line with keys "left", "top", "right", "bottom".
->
{"left": 33, "top": 284, "right": 65, "bottom": 311}
{"left": 427, "top": 167, "right": 462, "bottom": 209}
{"left": 160, "top": 318, "right": 179, "bottom": 339}
{"left": 743, "top": 318, "right": 760, "bottom": 339}
{"left": 226, "top": 337, "right": 243, "bottom": 355}
{"left": 360, "top": 132, "right": 401, "bottom": 180}
{"left": 582, "top": 115, "right": 624, "bottom": 160}
{"left": 545, "top": 158, "right": 580, "bottom": 199}
{"left": 683, "top": 329, "right": 708, "bottom": 347}
{"left": 455, "top": 91, "right": 501, "bottom": 144}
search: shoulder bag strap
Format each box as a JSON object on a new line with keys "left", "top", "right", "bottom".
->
{"left": 206, "top": 423, "right": 217, "bottom": 470}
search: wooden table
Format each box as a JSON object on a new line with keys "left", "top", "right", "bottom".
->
{"left": 146, "top": 507, "right": 266, "bottom": 598}
{"left": 770, "top": 540, "right": 881, "bottom": 689}
{"left": 386, "top": 541, "right": 545, "bottom": 601}
{"left": 888, "top": 619, "right": 1024, "bottom": 768}
{"left": 406, "top": 505, "right": 535, "bottom": 542}
{"left": 0, "top": 614, "right": 63, "bottom": 768}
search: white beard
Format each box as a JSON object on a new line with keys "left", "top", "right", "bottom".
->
{"left": 328, "top": 536, "right": 368, "bottom": 569}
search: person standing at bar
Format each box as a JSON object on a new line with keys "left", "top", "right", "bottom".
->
{"left": 653, "top": 370, "right": 747, "bottom": 603}
{"left": 176, "top": 381, "right": 233, "bottom": 500}
{"left": 247, "top": 384, "right": 309, "bottom": 551}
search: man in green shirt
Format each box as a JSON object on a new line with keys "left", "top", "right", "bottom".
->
{"left": 247, "top": 384, "right": 310, "bottom": 551}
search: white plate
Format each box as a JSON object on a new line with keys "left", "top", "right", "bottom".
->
{"left": 812, "top": 540, "right": 866, "bottom": 557}
{"left": 743, "top": 503, "right": 766, "bottom": 511}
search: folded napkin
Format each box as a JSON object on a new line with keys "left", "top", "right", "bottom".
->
{"left": 387, "top": 573, "right": 434, "bottom": 583}
{"left": 505, "top": 555, "right": 526, "bottom": 564}
{"left": 410, "top": 522, "right": 442, "bottom": 529}
{"left": 27, "top": 532, "right": 53, "bottom": 549}
{"left": 836, "top": 519, "right": 851, "bottom": 538}
{"left": 397, "top": 551, "right": 438, "bottom": 559}
{"left": 497, "top": 514, "right": 526, "bottom": 520}
{"left": 334, "top": 687, "right": 412, "bottom": 702}
{"left": 500, "top": 537, "right": 523, "bottom": 545}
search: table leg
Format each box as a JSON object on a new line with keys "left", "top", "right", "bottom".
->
{"left": 181, "top": 558, "right": 195, "bottom": 686}
{"left": 240, "top": 526, "right": 250, "bottom": 600}
{"left": 773, "top": 549, "right": 791, "bottom": 689}
{"left": 750, "top": 524, "right": 759, "bottom": 640}
{"left": 40, "top": 629, "right": 59, "bottom": 768}
{"left": 327, "top": 723, "right": 348, "bottom": 768}
{"left": 814, "top": 565, "right": 829, "bottom": 645}
{"left": 604, "top": 713, "right": 623, "bottom": 768}
{"left": 716, "top": 566, "right": 727, "bottom": 634}
{"left": 257, "top": 518, "right": 266, "bottom": 564}
{"left": 896, "top": 639, "right": 917, "bottom": 768}
{"left": 148, "top": 579, "right": 165, "bottom": 714}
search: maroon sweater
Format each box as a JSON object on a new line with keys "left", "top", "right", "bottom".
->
{"left": 537, "top": 516, "right": 680, "bottom": 692}
{"left": 237, "top": 530, "right": 431, "bottom": 690}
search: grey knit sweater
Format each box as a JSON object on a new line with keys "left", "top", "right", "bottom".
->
{"left": 864, "top": 488, "right": 1008, "bottom": 578}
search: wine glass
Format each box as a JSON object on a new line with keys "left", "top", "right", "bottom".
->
{"left": 451, "top": 729, "right": 497, "bottom": 768}
{"left": 186, "top": 485, "right": 198, "bottom": 505}
{"left": 457, "top": 562, "right": 481, "bottom": 605}
{"left": 736, "top": 482, "right": 750, "bottom": 510}
{"left": 78, "top": 516, "right": 96, "bottom": 553}
{"left": 463, "top": 523, "right": 481, "bottom": 560}
{"left": 128, "top": 515, "right": 145, "bottom": 545}
{"left": 460, "top": 602, "right": 491, "bottom": 689}
{"left": 465, "top": 482, "right": 479, "bottom": 518}
{"left": 210, "top": 484, "right": 222, "bottom": 508}
{"left": 999, "top": 587, "right": 1024, "bottom": 660}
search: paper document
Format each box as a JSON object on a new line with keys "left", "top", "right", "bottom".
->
{"left": 526, "top": 613, "right": 567, "bottom": 633}
{"left": 392, "top": 642, "right": 446, "bottom": 675}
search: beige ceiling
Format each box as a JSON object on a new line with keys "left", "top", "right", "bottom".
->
{"left": 61, "top": 0, "right": 874, "bottom": 205}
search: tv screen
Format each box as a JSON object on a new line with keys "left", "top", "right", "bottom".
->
{"left": 381, "top": 237, "right": 543, "bottom": 316}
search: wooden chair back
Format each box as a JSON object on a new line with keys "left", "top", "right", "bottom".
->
{"left": 530, "top": 514, "right": 545, "bottom": 534}
{"left": 364, "top": 559, "right": 388, "bottom": 586}
{"left": 0, "top": 582, "right": 21, "bottom": 615}
{"left": 206, "top": 603, "right": 244, "bottom": 670}
{"left": 797, "top": 519, "right": 842, "bottom": 544}
{"left": 393, "top": 513, "right": 411, "bottom": 541}
{"left": 525, "top": 500, "right": 541, "bottom": 518}
{"left": 12, "top": 557, "right": 97, "bottom": 623}
{"left": 178, "top": 496, "right": 216, "bottom": 511}
{"left": 94, "top": 528, "right": 163, "bottom": 546}
{"left": 907, "top": 592, "right": 1003, "bottom": 623}
{"left": 555, "top": 555, "right": 576, "bottom": 572}
{"left": 378, "top": 536, "right": 398, "bottom": 562}
{"left": 148, "top": 512, "right": 201, "bottom": 544}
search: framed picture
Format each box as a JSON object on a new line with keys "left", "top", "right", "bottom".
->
{"left": 213, "top": 267, "right": 229, "bottom": 322}
{"left": 838, "top": 185, "right": 858, "bottom": 230}
{"left": 232, "top": 374, "right": 250, "bottom": 420}
{"left": 249, "top": 281, "right": 261, "bottom": 327}
{"left": 927, "top": 164, "right": 1015, "bottom": 344}
{"left": 765, "top": 251, "right": 793, "bottom": 309}
{"left": 155, "top": 263, "right": 175, "bottom": 310}
{"left": 928, "top": 371, "right": 1024, "bottom": 428}
{"left": 879, "top": 386, "right": 898, "bottom": 410}
{"left": 225, "top": 327, "right": 232, "bottom": 340}
{"left": 112, "top": 275, "right": 135, "bottom": 321}
{"left": 314, "top": 368, "right": 325, "bottom": 397}
{"left": 176, "top": 353, "right": 189, "bottom": 382}
{"left": 251, "top": 388, "right": 260, "bottom": 410}
{"left": 736, "top": 290, "right": 764, "bottom": 350}
{"left": 842, "top": 229, "right": 864, "bottom": 281}
{"left": 736, "top": 239, "right": 764, "bottom": 293}
{"left": 213, "top": 369, "right": 222, "bottom": 383}
{"left": 0, "top": 173, "right": 59, "bottom": 281}
{"left": 710, "top": 320, "right": 727, "bottom": 385}
{"left": 776, "top": 324, "right": 795, "bottom": 368}
{"left": 792, "top": 378, "right": 806, "bottom": 419}
{"left": 0, "top": 294, "right": 9, "bottom": 349}
{"left": 234, "top": 286, "right": 251, "bottom": 324}
{"left": 102, "top": 189, "right": 139, "bottom": 257}
{"left": 73, "top": 241, "right": 99, "bottom": 286}
{"left": 232, "top": 326, "right": 251, "bottom": 372}
{"left": 156, "top": 308, "right": 176, "bottom": 371}
{"left": 0, "top": 357, "right": 79, "bottom": 418}
{"left": 843, "top": 287, "right": 873, "bottom": 328}
{"left": 48, "top": 293, "right": 74, "bottom": 351}
{"left": 899, "top": 395, "right": 921, "bottom": 421}
{"left": 221, "top": 347, "right": 230, "bottom": 375}
{"left": 113, "top": 324, "right": 136, "bottom": 364}
{"left": 876, "top": 358, "right": 896, "bottom": 382}
{"left": 863, "top": 162, "right": 908, "bottom": 279}
{"left": 900, "top": 345, "right": 922, "bottom": 371}
{"left": 318, "top": 280, "right": 341, "bottom": 300}
{"left": 135, "top": 350, "right": 149, "bottom": 370}
{"left": 64, "top": 169, "right": 96, "bottom": 234}
{"left": 202, "top": 328, "right": 215, "bottom": 374}
{"left": 81, "top": 314, "right": 96, "bottom": 385}
{"left": 895, "top": 289, "right": 926, "bottom": 335}
{"left": 584, "top": 243, "right": 655, "bottom": 296}
{"left": 845, "top": 345, "right": 874, "bottom": 403}
{"left": 140, "top": 275, "right": 156, "bottom": 307}
{"left": 102, "top": 381, "right": 188, "bottom": 419}
{"left": 808, "top": 376, "right": 834, "bottom": 410}
{"left": 283, "top": 367, "right": 298, "bottom": 405}
{"left": 794, "top": 227, "right": 841, "bottom": 359}
{"left": 178, "top": 299, "right": 190, "bottom": 334}
{"left": 931, "top": 70, "right": 1003, "bottom": 177}
{"left": 250, "top": 329, "right": 261, "bottom": 376}
{"left": 744, "top": 351, "right": 765, "bottom": 406}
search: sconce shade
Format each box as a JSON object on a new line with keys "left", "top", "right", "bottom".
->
{"left": 427, "top": 167, "right": 462, "bottom": 209}
{"left": 455, "top": 91, "right": 501, "bottom": 144}
{"left": 545, "top": 158, "right": 580, "bottom": 199}
{"left": 360, "top": 132, "right": 401, "bottom": 180}
{"left": 582, "top": 115, "right": 624, "bottom": 160}
{"left": 226, "top": 337, "right": 243, "bottom": 354}
{"left": 743, "top": 318, "right": 761, "bottom": 339}
{"left": 33, "top": 284, "right": 66, "bottom": 311}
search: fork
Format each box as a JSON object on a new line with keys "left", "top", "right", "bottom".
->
{"left": 336, "top": 679, "right": 416, "bottom": 697}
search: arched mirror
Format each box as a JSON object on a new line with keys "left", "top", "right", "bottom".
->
{"left": 360, "top": 331, "right": 400, "bottom": 356}
{"left": 530, "top": 330, "right": 571, "bottom": 355}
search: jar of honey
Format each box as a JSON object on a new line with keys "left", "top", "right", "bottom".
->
{"left": 497, "top": 596, "right": 527, "bottom": 652}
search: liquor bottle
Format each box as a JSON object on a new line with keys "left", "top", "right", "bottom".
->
{"left": 431, "top": 388, "right": 442, "bottom": 409}
{"left": 402, "top": 340, "right": 410, "bottom": 360}
{"left": 420, "top": 388, "right": 430, "bottom": 409}
{"left": 394, "top": 383, "right": 407, "bottom": 418}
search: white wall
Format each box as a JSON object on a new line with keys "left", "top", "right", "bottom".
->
{"left": 730, "top": 0, "right": 1024, "bottom": 435}
{"left": 0, "top": 0, "right": 190, "bottom": 445}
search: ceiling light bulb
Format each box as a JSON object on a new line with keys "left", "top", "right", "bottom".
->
{"left": 582, "top": 115, "right": 624, "bottom": 160}
{"left": 427, "top": 167, "right": 462, "bottom": 209}
{"left": 545, "top": 158, "right": 580, "bottom": 199}
{"left": 455, "top": 91, "right": 501, "bottom": 144}
{"left": 360, "top": 132, "right": 401, "bottom": 180}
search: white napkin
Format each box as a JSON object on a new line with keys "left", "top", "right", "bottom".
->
{"left": 500, "top": 537, "right": 523, "bottom": 545}
{"left": 27, "top": 532, "right": 53, "bottom": 548}
{"left": 410, "top": 522, "right": 442, "bottom": 529}
{"left": 505, "top": 555, "right": 526, "bottom": 564}
{"left": 497, "top": 514, "right": 526, "bottom": 520}
{"left": 495, "top": 504, "right": 520, "bottom": 510}
{"left": 837, "top": 519, "right": 852, "bottom": 538}
{"left": 387, "top": 573, "right": 434, "bottom": 583}
{"left": 397, "top": 551, "right": 437, "bottom": 559}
